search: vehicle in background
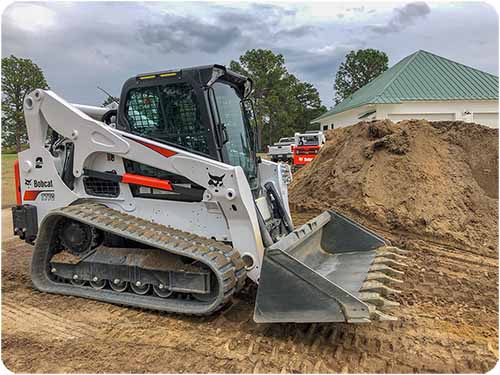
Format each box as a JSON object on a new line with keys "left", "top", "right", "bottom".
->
{"left": 293, "top": 131, "right": 326, "bottom": 170}
{"left": 267, "top": 137, "right": 296, "bottom": 163}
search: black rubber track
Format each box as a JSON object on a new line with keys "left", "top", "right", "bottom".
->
{"left": 31, "top": 203, "right": 247, "bottom": 315}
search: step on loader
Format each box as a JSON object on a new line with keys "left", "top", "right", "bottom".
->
{"left": 12, "top": 65, "right": 405, "bottom": 323}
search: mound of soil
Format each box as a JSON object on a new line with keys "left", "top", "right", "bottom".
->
{"left": 289, "top": 120, "right": 498, "bottom": 253}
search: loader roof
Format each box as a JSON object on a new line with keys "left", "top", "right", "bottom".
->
{"left": 131, "top": 64, "right": 253, "bottom": 98}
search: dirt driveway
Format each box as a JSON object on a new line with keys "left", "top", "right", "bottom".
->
{"left": 1, "top": 211, "right": 497, "bottom": 373}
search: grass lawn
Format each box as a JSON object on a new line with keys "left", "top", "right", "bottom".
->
{"left": 2, "top": 154, "right": 17, "bottom": 208}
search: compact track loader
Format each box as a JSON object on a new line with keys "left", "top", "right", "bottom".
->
{"left": 12, "top": 65, "right": 405, "bottom": 323}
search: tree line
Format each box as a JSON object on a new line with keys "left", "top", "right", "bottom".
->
{"left": 2, "top": 49, "right": 388, "bottom": 152}
{"left": 229, "top": 49, "right": 326, "bottom": 150}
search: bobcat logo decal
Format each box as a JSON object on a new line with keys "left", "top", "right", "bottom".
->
{"left": 208, "top": 173, "right": 225, "bottom": 188}
{"left": 25, "top": 179, "right": 32, "bottom": 187}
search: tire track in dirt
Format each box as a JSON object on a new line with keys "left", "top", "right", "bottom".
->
{"left": 2, "top": 224, "right": 498, "bottom": 373}
{"left": 2, "top": 300, "right": 99, "bottom": 341}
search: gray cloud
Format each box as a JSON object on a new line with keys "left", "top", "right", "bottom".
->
{"left": 139, "top": 14, "right": 241, "bottom": 53}
{"left": 280, "top": 45, "right": 354, "bottom": 80}
{"left": 1, "top": 2, "right": 496, "bottom": 108}
{"left": 138, "top": 4, "right": 314, "bottom": 54}
{"left": 273, "top": 25, "right": 317, "bottom": 39}
{"left": 213, "top": 4, "right": 314, "bottom": 44}
{"left": 368, "top": 2, "right": 431, "bottom": 34}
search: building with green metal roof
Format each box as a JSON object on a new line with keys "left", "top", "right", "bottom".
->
{"left": 313, "top": 50, "right": 499, "bottom": 129}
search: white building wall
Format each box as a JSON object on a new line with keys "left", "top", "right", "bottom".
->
{"left": 316, "top": 104, "right": 376, "bottom": 130}
{"left": 377, "top": 100, "right": 498, "bottom": 128}
{"left": 316, "top": 100, "right": 499, "bottom": 129}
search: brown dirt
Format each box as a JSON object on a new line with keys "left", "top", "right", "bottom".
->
{"left": 290, "top": 120, "right": 498, "bottom": 255}
{"left": 2, "top": 120, "right": 498, "bottom": 372}
{"left": 2, "top": 211, "right": 498, "bottom": 373}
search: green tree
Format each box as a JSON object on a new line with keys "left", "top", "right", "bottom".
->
{"left": 230, "top": 49, "right": 288, "bottom": 149}
{"left": 230, "top": 49, "right": 325, "bottom": 150}
{"left": 334, "top": 49, "right": 388, "bottom": 104}
{"left": 287, "top": 76, "right": 326, "bottom": 134}
{"left": 2, "top": 55, "right": 49, "bottom": 152}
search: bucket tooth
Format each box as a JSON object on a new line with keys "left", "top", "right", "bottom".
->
{"left": 365, "top": 271, "right": 403, "bottom": 284}
{"left": 371, "top": 310, "right": 398, "bottom": 322}
{"left": 380, "top": 246, "right": 408, "bottom": 256}
{"left": 369, "top": 264, "right": 404, "bottom": 277}
{"left": 361, "top": 280, "right": 401, "bottom": 296}
{"left": 372, "top": 257, "right": 408, "bottom": 269}
{"left": 364, "top": 302, "right": 377, "bottom": 314}
{"left": 359, "top": 292, "right": 399, "bottom": 310}
{"left": 375, "top": 250, "right": 408, "bottom": 261}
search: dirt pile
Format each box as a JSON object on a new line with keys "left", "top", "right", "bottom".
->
{"left": 289, "top": 120, "right": 498, "bottom": 253}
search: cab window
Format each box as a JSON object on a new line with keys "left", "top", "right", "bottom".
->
{"left": 125, "top": 83, "right": 210, "bottom": 155}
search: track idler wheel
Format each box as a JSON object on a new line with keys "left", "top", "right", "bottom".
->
{"left": 192, "top": 283, "right": 218, "bottom": 302}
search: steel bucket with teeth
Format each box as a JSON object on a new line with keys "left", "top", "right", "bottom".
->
{"left": 254, "top": 211, "right": 407, "bottom": 323}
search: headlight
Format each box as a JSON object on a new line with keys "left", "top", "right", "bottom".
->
{"left": 279, "top": 163, "right": 292, "bottom": 184}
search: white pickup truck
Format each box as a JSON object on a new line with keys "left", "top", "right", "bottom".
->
{"left": 267, "top": 137, "right": 296, "bottom": 162}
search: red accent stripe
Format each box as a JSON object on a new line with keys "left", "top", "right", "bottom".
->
{"left": 126, "top": 137, "right": 177, "bottom": 158}
{"left": 14, "top": 160, "right": 21, "bottom": 205}
{"left": 122, "top": 173, "right": 173, "bottom": 191}
{"left": 24, "top": 190, "right": 42, "bottom": 201}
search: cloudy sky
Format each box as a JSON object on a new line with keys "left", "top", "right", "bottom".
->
{"left": 2, "top": 1, "right": 498, "bottom": 107}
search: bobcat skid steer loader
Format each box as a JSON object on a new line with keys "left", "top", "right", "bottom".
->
{"left": 12, "top": 65, "right": 405, "bottom": 323}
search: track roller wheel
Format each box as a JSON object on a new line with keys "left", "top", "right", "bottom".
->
{"left": 110, "top": 279, "right": 128, "bottom": 292}
{"left": 70, "top": 275, "right": 86, "bottom": 286}
{"left": 130, "top": 282, "right": 150, "bottom": 295}
{"left": 153, "top": 284, "right": 173, "bottom": 298}
{"left": 90, "top": 278, "right": 106, "bottom": 289}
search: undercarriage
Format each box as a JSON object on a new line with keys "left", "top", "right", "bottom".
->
{"left": 31, "top": 203, "right": 246, "bottom": 314}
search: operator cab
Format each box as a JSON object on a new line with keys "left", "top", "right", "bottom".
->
{"left": 116, "top": 65, "right": 259, "bottom": 189}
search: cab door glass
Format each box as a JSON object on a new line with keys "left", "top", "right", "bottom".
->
{"left": 212, "top": 82, "right": 257, "bottom": 186}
